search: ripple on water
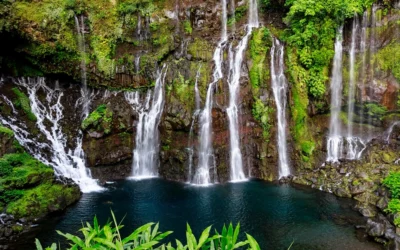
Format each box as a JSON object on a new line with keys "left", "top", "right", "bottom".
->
{"left": 5, "top": 179, "right": 382, "bottom": 250}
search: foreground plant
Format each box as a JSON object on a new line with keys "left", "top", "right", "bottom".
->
{"left": 36, "top": 211, "right": 260, "bottom": 250}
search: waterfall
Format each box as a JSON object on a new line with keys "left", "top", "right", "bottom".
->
{"left": 227, "top": 0, "right": 259, "bottom": 181}
{"left": 0, "top": 78, "right": 103, "bottom": 192}
{"left": 74, "top": 15, "right": 89, "bottom": 117}
{"left": 127, "top": 66, "right": 167, "bottom": 179}
{"left": 327, "top": 26, "right": 344, "bottom": 163}
{"left": 385, "top": 121, "right": 400, "bottom": 143}
{"left": 192, "top": 0, "right": 228, "bottom": 185}
{"left": 270, "top": 38, "right": 291, "bottom": 178}
{"left": 187, "top": 66, "right": 202, "bottom": 182}
{"left": 346, "top": 16, "right": 359, "bottom": 160}
{"left": 135, "top": 55, "right": 141, "bottom": 73}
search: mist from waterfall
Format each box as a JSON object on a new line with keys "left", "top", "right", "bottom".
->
{"left": 227, "top": 0, "right": 259, "bottom": 182}
{"left": 270, "top": 38, "right": 290, "bottom": 178}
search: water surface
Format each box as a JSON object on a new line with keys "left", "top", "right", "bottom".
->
{"left": 9, "top": 179, "right": 381, "bottom": 249}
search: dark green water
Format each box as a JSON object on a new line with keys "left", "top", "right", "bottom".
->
{"left": 9, "top": 179, "right": 381, "bottom": 249}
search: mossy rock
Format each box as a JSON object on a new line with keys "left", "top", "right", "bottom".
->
{"left": 6, "top": 183, "right": 80, "bottom": 219}
{"left": 11, "top": 88, "right": 37, "bottom": 122}
{"left": 82, "top": 104, "right": 113, "bottom": 135}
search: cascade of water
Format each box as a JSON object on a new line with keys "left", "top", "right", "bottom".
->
{"left": 366, "top": 4, "right": 378, "bottom": 138}
{"left": 187, "top": 66, "right": 202, "bottom": 182}
{"left": 127, "top": 66, "right": 167, "bottom": 179}
{"left": 358, "top": 11, "right": 368, "bottom": 130}
{"left": 270, "top": 38, "right": 290, "bottom": 178}
{"left": 74, "top": 15, "right": 89, "bottom": 117}
{"left": 385, "top": 121, "right": 400, "bottom": 143}
{"left": 227, "top": 0, "right": 259, "bottom": 181}
{"left": 327, "top": 26, "right": 344, "bottom": 163}
{"left": 193, "top": 0, "right": 228, "bottom": 185}
{"left": 0, "top": 78, "right": 102, "bottom": 192}
{"left": 135, "top": 56, "right": 141, "bottom": 73}
{"left": 346, "top": 16, "right": 359, "bottom": 160}
{"left": 137, "top": 13, "right": 142, "bottom": 40}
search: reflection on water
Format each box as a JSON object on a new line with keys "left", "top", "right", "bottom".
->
{"left": 6, "top": 179, "right": 381, "bottom": 250}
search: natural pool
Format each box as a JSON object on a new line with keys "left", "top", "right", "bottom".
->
{"left": 7, "top": 179, "right": 381, "bottom": 249}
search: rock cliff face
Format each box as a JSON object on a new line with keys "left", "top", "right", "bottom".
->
{"left": 0, "top": 0, "right": 400, "bottom": 246}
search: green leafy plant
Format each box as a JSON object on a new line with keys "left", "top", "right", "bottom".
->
{"left": 383, "top": 172, "right": 400, "bottom": 199}
{"left": 36, "top": 212, "right": 262, "bottom": 250}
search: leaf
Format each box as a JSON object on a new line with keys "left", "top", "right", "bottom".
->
{"left": 233, "top": 223, "right": 240, "bottom": 245}
{"left": 246, "top": 234, "right": 260, "bottom": 250}
{"left": 103, "top": 225, "right": 113, "bottom": 241}
{"left": 197, "top": 226, "right": 211, "bottom": 249}
{"left": 151, "top": 223, "right": 160, "bottom": 239}
{"left": 122, "top": 223, "right": 154, "bottom": 244}
{"left": 153, "top": 231, "right": 173, "bottom": 241}
{"left": 35, "top": 239, "right": 43, "bottom": 250}
{"left": 93, "top": 237, "right": 117, "bottom": 249}
{"left": 56, "top": 231, "right": 84, "bottom": 247}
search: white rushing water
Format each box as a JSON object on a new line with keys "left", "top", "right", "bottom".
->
{"left": 386, "top": 121, "right": 400, "bottom": 143}
{"left": 327, "top": 26, "right": 344, "bottom": 163}
{"left": 187, "top": 66, "right": 202, "bottom": 182}
{"left": 346, "top": 16, "right": 360, "bottom": 160}
{"left": 74, "top": 15, "right": 89, "bottom": 117}
{"left": 270, "top": 38, "right": 290, "bottom": 178}
{"left": 227, "top": 0, "right": 259, "bottom": 181}
{"left": 126, "top": 66, "right": 167, "bottom": 179}
{"left": 0, "top": 78, "right": 102, "bottom": 192}
{"left": 193, "top": 0, "right": 228, "bottom": 185}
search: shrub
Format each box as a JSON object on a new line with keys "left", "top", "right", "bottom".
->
{"left": 383, "top": 172, "right": 400, "bottom": 199}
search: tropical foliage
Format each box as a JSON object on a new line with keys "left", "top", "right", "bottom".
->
{"left": 36, "top": 211, "right": 261, "bottom": 250}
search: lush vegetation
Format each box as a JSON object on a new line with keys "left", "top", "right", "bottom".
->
{"left": 82, "top": 104, "right": 113, "bottom": 134}
{"left": 0, "top": 149, "right": 80, "bottom": 218}
{"left": 383, "top": 172, "right": 400, "bottom": 226}
{"left": 283, "top": 0, "right": 373, "bottom": 99}
{"left": 252, "top": 99, "right": 273, "bottom": 142}
{"left": 36, "top": 211, "right": 261, "bottom": 250}
{"left": 0, "top": 125, "right": 14, "bottom": 137}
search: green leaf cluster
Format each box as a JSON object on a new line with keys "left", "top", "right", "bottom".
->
{"left": 36, "top": 211, "right": 261, "bottom": 250}
{"left": 383, "top": 172, "right": 400, "bottom": 226}
{"left": 283, "top": 0, "right": 373, "bottom": 99}
{"left": 82, "top": 104, "right": 113, "bottom": 134}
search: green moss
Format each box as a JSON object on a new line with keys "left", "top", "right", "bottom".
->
{"left": 6, "top": 182, "right": 80, "bottom": 218}
{"left": 0, "top": 153, "right": 54, "bottom": 189}
{"left": 12, "top": 88, "right": 37, "bottom": 122}
{"left": 183, "top": 20, "right": 192, "bottom": 35}
{"left": 82, "top": 104, "right": 113, "bottom": 134}
{"left": 252, "top": 98, "right": 273, "bottom": 142}
{"left": 300, "top": 141, "right": 315, "bottom": 156}
{"left": 249, "top": 27, "right": 271, "bottom": 92}
{"left": 227, "top": 5, "right": 248, "bottom": 26}
{"left": 287, "top": 47, "right": 315, "bottom": 163}
{"left": 0, "top": 126, "right": 14, "bottom": 137}
{"left": 187, "top": 38, "right": 213, "bottom": 61}
{"left": 173, "top": 73, "right": 193, "bottom": 106}
{"left": 375, "top": 42, "right": 400, "bottom": 81}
